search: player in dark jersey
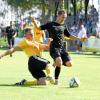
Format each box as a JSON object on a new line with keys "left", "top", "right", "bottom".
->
{"left": 31, "top": 10, "right": 87, "bottom": 85}
{"left": 6, "top": 21, "right": 17, "bottom": 57}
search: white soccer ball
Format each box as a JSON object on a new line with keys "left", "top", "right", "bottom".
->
{"left": 68, "top": 77, "right": 80, "bottom": 88}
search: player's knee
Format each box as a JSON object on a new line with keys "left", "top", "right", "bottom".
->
{"left": 56, "top": 62, "right": 62, "bottom": 67}
{"left": 55, "top": 57, "right": 62, "bottom": 67}
{"left": 37, "top": 77, "right": 47, "bottom": 85}
{"left": 65, "top": 61, "right": 72, "bottom": 67}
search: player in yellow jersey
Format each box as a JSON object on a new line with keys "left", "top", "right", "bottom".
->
{"left": 24, "top": 19, "right": 54, "bottom": 84}
{"left": 0, "top": 28, "right": 54, "bottom": 85}
{"left": 31, "top": 18, "right": 53, "bottom": 82}
{"left": 31, "top": 18, "right": 45, "bottom": 57}
{"left": 32, "top": 19, "right": 45, "bottom": 42}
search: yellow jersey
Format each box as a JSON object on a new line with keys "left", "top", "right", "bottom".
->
{"left": 34, "top": 27, "right": 45, "bottom": 43}
{"left": 33, "top": 27, "right": 45, "bottom": 56}
{"left": 17, "top": 38, "right": 40, "bottom": 57}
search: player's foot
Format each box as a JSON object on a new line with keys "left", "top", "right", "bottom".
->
{"left": 54, "top": 79, "right": 59, "bottom": 85}
{"left": 46, "top": 76, "right": 55, "bottom": 84}
{"left": 15, "top": 79, "right": 26, "bottom": 86}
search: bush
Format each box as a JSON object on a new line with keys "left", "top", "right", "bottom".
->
{"left": 0, "top": 37, "right": 7, "bottom": 47}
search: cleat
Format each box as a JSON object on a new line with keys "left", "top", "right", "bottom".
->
{"left": 46, "top": 76, "right": 55, "bottom": 84}
{"left": 54, "top": 79, "right": 59, "bottom": 85}
{"left": 15, "top": 79, "right": 26, "bottom": 86}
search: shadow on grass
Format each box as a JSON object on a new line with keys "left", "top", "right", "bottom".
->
{"left": 0, "top": 83, "right": 48, "bottom": 88}
{"left": 59, "top": 86, "right": 80, "bottom": 89}
{"left": 0, "top": 84, "right": 15, "bottom": 86}
{"left": 70, "top": 52, "right": 100, "bottom": 57}
{"left": 0, "top": 47, "right": 22, "bottom": 51}
{"left": 0, "top": 84, "right": 25, "bottom": 87}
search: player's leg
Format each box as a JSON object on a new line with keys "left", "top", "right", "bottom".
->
{"left": 15, "top": 79, "right": 37, "bottom": 86}
{"left": 28, "top": 56, "right": 48, "bottom": 85}
{"left": 45, "top": 63, "right": 55, "bottom": 84}
{"left": 50, "top": 48, "right": 62, "bottom": 85}
{"left": 7, "top": 37, "right": 12, "bottom": 57}
{"left": 11, "top": 37, "right": 15, "bottom": 47}
{"left": 54, "top": 57, "right": 62, "bottom": 85}
{"left": 23, "top": 79, "right": 37, "bottom": 86}
{"left": 7, "top": 36, "right": 11, "bottom": 48}
{"left": 35, "top": 56, "right": 54, "bottom": 84}
{"left": 15, "top": 56, "right": 46, "bottom": 86}
{"left": 62, "top": 51, "right": 72, "bottom": 67}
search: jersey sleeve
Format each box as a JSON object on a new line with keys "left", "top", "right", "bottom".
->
{"left": 17, "top": 39, "right": 26, "bottom": 49}
{"left": 40, "top": 23, "right": 51, "bottom": 30}
{"left": 64, "top": 28, "right": 71, "bottom": 37}
{"left": 6, "top": 26, "right": 10, "bottom": 33}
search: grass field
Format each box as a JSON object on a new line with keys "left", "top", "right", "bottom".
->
{"left": 0, "top": 50, "right": 100, "bottom": 100}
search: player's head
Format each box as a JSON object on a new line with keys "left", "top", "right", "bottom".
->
{"left": 10, "top": 21, "right": 15, "bottom": 28}
{"left": 56, "top": 10, "right": 67, "bottom": 23}
{"left": 78, "top": 21, "right": 84, "bottom": 29}
{"left": 24, "top": 28, "right": 34, "bottom": 40}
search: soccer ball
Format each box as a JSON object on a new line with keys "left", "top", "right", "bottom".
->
{"left": 68, "top": 77, "right": 80, "bottom": 88}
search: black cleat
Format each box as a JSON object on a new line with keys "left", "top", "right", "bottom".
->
{"left": 15, "top": 79, "right": 26, "bottom": 86}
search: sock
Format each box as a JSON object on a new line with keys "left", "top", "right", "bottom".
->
{"left": 24, "top": 80, "right": 37, "bottom": 86}
{"left": 46, "top": 64, "right": 54, "bottom": 77}
{"left": 55, "top": 67, "right": 61, "bottom": 79}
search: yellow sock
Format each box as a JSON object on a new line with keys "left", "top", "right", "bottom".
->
{"left": 24, "top": 80, "right": 37, "bottom": 86}
{"left": 46, "top": 64, "right": 54, "bottom": 77}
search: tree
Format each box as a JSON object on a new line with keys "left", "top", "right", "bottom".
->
{"left": 84, "top": 0, "right": 89, "bottom": 23}
{"left": 6, "top": 0, "right": 36, "bottom": 11}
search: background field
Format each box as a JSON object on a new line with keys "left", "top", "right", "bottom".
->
{"left": 0, "top": 50, "right": 100, "bottom": 100}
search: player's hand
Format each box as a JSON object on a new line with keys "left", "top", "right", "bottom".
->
{"left": 30, "top": 17, "right": 35, "bottom": 23}
{"left": 48, "top": 38, "right": 53, "bottom": 43}
{"left": 80, "top": 37, "right": 87, "bottom": 42}
{"left": 48, "top": 38, "right": 53, "bottom": 45}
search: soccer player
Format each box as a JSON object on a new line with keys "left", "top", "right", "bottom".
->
{"left": 31, "top": 10, "right": 87, "bottom": 85}
{"left": 0, "top": 28, "right": 54, "bottom": 85}
{"left": 31, "top": 18, "right": 46, "bottom": 57}
{"left": 6, "top": 21, "right": 17, "bottom": 57}
{"left": 32, "top": 19, "right": 45, "bottom": 43}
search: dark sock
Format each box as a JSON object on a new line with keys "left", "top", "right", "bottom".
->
{"left": 55, "top": 67, "right": 61, "bottom": 79}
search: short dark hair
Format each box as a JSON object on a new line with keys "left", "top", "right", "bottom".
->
{"left": 24, "top": 28, "right": 32, "bottom": 33}
{"left": 57, "top": 10, "right": 66, "bottom": 16}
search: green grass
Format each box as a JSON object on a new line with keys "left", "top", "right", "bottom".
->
{"left": 0, "top": 37, "right": 7, "bottom": 47}
{"left": 0, "top": 50, "right": 100, "bottom": 100}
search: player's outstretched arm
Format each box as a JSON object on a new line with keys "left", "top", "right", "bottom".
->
{"left": 39, "top": 38, "right": 53, "bottom": 50}
{"left": 0, "top": 47, "right": 18, "bottom": 59}
{"left": 69, "top": 35, "right": 87, "bottom": 42}
{"left": 31, "top": 17, "right": 41, "bottom": 30}
{"left": 80, "top": 37, "right": 87, "bottom": 42}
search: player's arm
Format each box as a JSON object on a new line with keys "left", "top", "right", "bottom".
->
{"left": 25, "top": 39, "right": 39, "bottom": 49}
{"left": 26, "top": 41, "right": 49, "bottom": 50}
{"left": 39, "top": 38, "right": 53, "bottom": 50}
{"left": 13, "top": 31, "right": 17, "bottom": 38}
{"left": 69, "top": 35, "right": 87, "bottom": 42}
{"left": 31, "top": 17, "right": 41, "bottom": 30}
{"left": 0, "top": 46, "right": 19, "bottom": 59}
{"left": 64, "top": 28, "right": 87, "bottom": 42}
{"left": 31, "top": 17, "right": 50, "bottom": 31}
{"left": 64, "top": 36, "right": 71, "bottom": 41}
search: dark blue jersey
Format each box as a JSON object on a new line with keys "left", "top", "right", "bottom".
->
{"left": 40, "top": 22, "right": 70, "bottom": 47}
{"left": 6, "top": 26, "right": 17, "bottom": 38}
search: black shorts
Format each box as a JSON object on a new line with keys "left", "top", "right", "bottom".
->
{"left": 28, "top": 55, "right": 50, "bottom": 80}
{"left": 50, "top": 46, "right": 71, "bottom": 66}
{"left": 7, "top": 36, "right": 14, "bottom": 47}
